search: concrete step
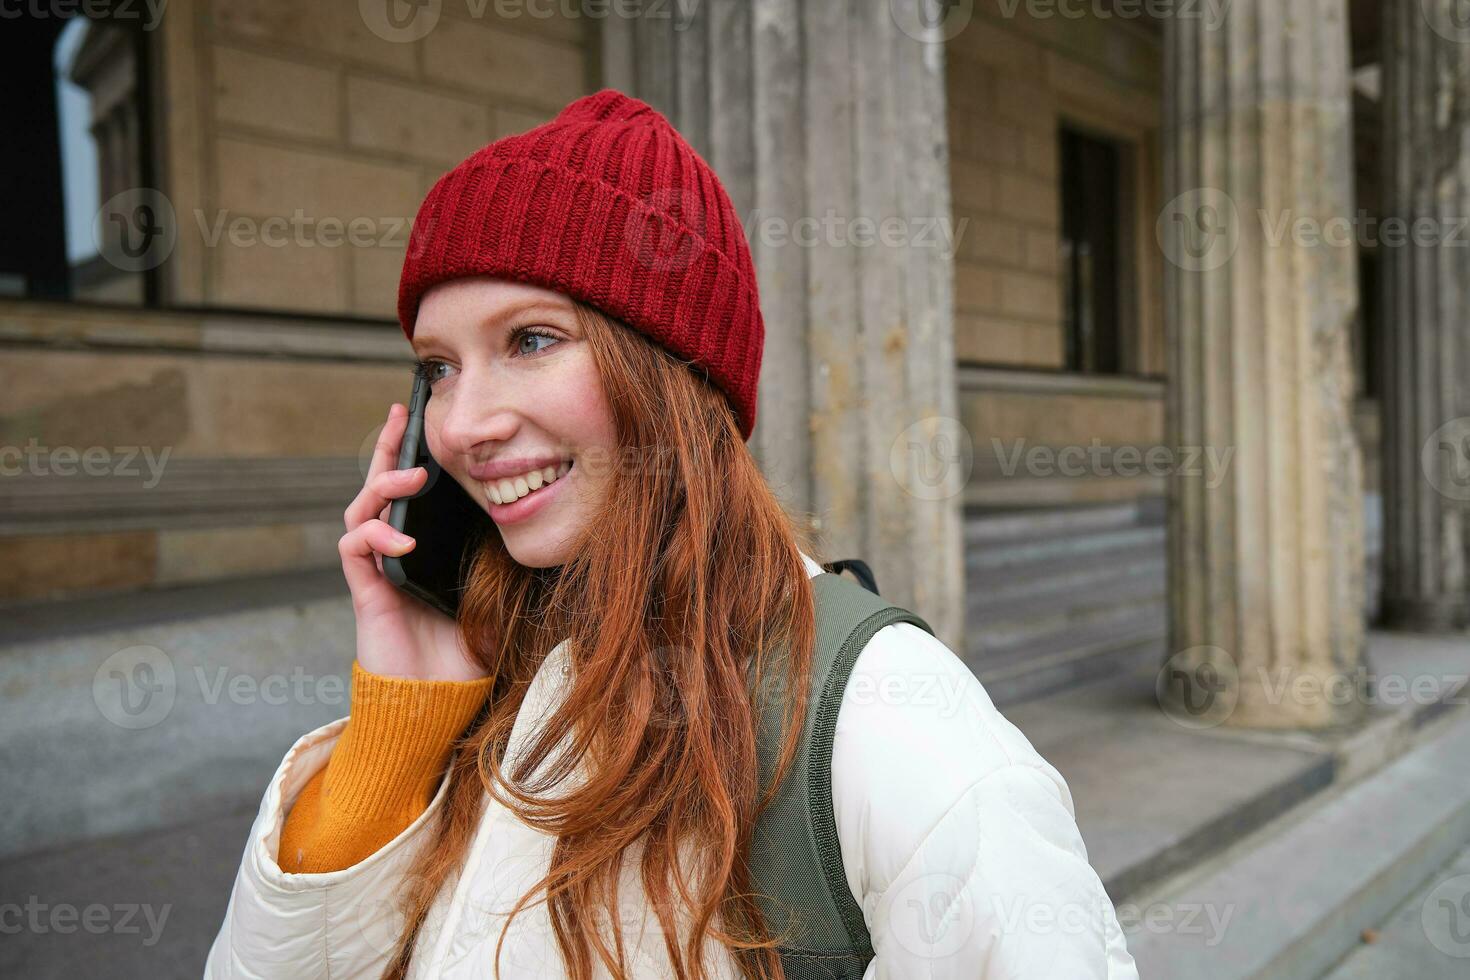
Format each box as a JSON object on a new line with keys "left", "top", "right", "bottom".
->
{"left": 966, "top": 524, "right": 1166, "bottom": 572}
{"left": 963, "top": 500, "right": 1153, "bottom": 546}
{"left": 970, "top": 597, "right": 1164, "bottom": 662}
{"left": 1125, "top": 704, "right": 1470, "bottom": 980}
{"left": 976, "top": 630, "right": 1164, "bottom": 707}
{"left": 968, "top": 545, "right": 1165, "bottom": 608}
{"left": 970, "top": 588, "right": 1165, "bottom": 653}
{"left": 962, "top": 498, "right": 1168, "bottom": 705}
{"left": 969, "top": 559, "right": 1164, "bottom": 622}
{"left": 1004, "top": 630, "right": 1470, "bottom": 920}
{"left": 967, "top": 609, "right": 1166, "bottom": 706}
{"left": 1318, "top": 836, "right": 1470, "bottom": 978}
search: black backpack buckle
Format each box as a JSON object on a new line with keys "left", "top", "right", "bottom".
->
{"left": 820, "top": 558, "right": 881, "bottom": 596}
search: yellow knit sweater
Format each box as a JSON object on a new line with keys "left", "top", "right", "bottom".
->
{"left": 277, "top": 661, "right": 494, "bottom": 874}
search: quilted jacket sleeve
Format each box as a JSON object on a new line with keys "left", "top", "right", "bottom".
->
{"left": 202, "top": 716, "right": 453, "bottom": 980}
{"left": 832, "top": 623, "right": 1139, "bottom": 980}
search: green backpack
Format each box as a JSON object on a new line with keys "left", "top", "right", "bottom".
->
{"left": 744, "top": 560, "right": 937, "bottom": 979}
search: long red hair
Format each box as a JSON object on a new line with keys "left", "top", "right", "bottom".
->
{"left": 382, "top": 300, "right": 820, "bottom": 979}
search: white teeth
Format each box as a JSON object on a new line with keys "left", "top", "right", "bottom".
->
{"left": 483, "top": 461, "right": 571, "bottom": 506}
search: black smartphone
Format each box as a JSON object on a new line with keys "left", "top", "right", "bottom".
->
{"left": 382, "top": 372, "right": 494, "bottom": 618}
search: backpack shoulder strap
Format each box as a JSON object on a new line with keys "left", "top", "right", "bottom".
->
{"left": 745, "top": 569, "right": 936, "bottom": 979}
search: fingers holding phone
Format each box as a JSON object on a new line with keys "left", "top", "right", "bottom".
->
{"left": 341, "top": 403, "right": 423, "bottom": 594}
{"left": 338, "top": 401, "right": 482, "bottom": 681}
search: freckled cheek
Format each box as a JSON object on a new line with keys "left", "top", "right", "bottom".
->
{"left": 548, "top": 359, "right": 619, "bottom": 455}
{"left": 422, "top": 401, "right": 447, "bottom": 463}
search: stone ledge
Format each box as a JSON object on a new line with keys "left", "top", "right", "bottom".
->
{"left": 1125, "top": 706, "right": 1470, "bottom": 980}
{"left": 0, "top": 299, "right": 409, "bottom": 362}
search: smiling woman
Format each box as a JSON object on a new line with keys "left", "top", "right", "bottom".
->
{"left": 408, "top": 280, "right": 620, "bottom": 565}
{"left": 204, "top": 89, "right": 1138, "bottom": 980}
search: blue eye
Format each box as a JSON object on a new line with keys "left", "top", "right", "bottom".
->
{"left": 512, "top": 326, "right": 560, "bottom": 356}
{"left": 412, "top": 359, "right": 451, "bottom": 384}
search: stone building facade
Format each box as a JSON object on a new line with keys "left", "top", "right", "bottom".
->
{"left": 2, "top": 0, "right": 1464, "bottom": 729}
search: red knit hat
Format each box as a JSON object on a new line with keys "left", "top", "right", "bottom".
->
{"left": 398, "top": 89, "right": 763, "bottom": 441}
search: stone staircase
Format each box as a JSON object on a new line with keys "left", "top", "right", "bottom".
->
{"left": 963, "top": 498, "right": 1168, "bottom": 705}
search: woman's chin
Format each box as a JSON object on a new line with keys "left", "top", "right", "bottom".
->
{"left": 500, "top": 526, "right": 573, "bottom": 570}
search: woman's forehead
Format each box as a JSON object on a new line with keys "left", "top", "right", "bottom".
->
{"left": 415, "top": 277, "right": 576, "bottom": 344}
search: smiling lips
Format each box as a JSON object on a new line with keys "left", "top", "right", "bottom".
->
{"left": 481, "top": 460, "right": 572, "bottom": 506}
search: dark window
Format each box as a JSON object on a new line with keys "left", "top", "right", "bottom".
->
{"left": 1, "top": 10, "right": 154, "bottom": 306}
{"left": 1059, "top": 126, "right": 1123, "bottom": 374}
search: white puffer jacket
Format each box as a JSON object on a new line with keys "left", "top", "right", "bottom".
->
{"left": 204, "top": 553, "right": 1138, "bottom": 979}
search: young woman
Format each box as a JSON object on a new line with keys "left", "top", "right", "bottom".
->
{"left": 205, "top": 89, "right": 1137, "bottom": 980}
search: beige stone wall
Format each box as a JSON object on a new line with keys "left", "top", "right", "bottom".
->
{"left": 946, "top": 5, "right": 1164, "bottom": 374}
{"left": 0, "top": 303, "right": 412, "bottom": 601}
{"left": 158, "top": 0, "right": 594, "bottom": 318}
{"left": 946, "top": 5, "right": 1166, "bottom": 506}
{"left": 959, "top": 370, "right": 1165, "bottom": 505}
{"left": 0, "top": 1, "right": 598, "bottom": 602}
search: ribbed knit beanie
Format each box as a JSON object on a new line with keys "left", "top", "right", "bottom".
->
{"left": 397, "top": 88, "right": 763, "bottom": 441}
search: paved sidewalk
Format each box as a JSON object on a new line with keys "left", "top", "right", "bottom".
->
{"left": 1320, "top": 837, "right": 1470, "bottom": 979}
{"left": 0, "top": 806, "right": 255, "bottom": 980}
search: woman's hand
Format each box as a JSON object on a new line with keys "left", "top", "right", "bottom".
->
{"left": 338, "top": 402, "right": 487, "bottom": 682}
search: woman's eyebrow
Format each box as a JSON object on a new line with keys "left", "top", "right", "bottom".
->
{"left": 412, "top": 299, "right": 574, "bottom": 353}
{"left": 485, "top": 300, "right": 574, "bottom": 329}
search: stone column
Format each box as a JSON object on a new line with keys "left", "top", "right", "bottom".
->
{"left": 1378, "top": 0, "right": 1470, "bottom": 631}
{"left": 601, "top": 1, "right": 965, "bottom": 649}
{"left": 1160, "top": 0, "right": 1368, "bottom": 728}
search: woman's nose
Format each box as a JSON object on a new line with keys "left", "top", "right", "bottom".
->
{"left": 435, "top": 391, "right": 519, "bottom": 462}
